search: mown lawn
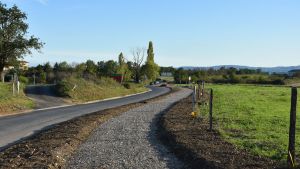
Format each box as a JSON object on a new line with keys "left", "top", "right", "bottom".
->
{"left": 204, "top": 84, "right": 300, "bottom": 162}
{"left": 0, "top": 83, "right": 34, "bottom": 115}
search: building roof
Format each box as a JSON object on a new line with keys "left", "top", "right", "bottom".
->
{"left": 19, "top": 61, "right": 29, "bottom": 63}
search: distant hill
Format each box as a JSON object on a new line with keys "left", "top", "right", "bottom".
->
{"left": 180, "top": 65, "right": 300, "bottom": 74}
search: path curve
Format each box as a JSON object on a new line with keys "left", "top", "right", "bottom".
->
{"left": 66, "top": 88, "right": 192, "bottom": 169}
{"left": 0, "top": 86, "right": 170, "bottom": 149}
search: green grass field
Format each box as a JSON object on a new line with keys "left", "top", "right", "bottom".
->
{"left": 0, "top": 83, "right": 34, "bottom": 115}
{"left": 201, "top": 84, "right": 300, "bottom": 162}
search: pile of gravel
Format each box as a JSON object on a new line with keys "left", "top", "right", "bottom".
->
{"left": 66, "top": 88, "right": 192, "bottom": 169}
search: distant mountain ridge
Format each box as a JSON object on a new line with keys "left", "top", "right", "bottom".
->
{"left": 180, "top": 65, "right": 300, "bottom": 73}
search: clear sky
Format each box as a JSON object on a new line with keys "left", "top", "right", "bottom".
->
{"left": 2, "top": 0, "right": 300, "bottom": 67}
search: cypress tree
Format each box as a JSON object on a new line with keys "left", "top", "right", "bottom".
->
{"left": 144, "top": 41, "right": 160, "bottom": 81}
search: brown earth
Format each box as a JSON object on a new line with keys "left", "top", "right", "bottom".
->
{"left": 157, "top": 95, "right": 287, "bottom": 169}
{"left": 0, "top": 87, "right": 175, "bottom": 169}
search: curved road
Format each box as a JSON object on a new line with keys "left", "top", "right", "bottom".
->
{"left": 0, "top": 86, "right": 170, "bottom": 150}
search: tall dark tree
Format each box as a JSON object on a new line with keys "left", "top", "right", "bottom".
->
{"left": 131, "top": 47, "right": 145, "bottom": 83}
{"left": 0, "top": 3, "right": 43, "bottom": 82}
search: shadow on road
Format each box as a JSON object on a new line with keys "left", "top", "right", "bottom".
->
{"left": 25, "top": 84, "right": 68, "bottom": 109}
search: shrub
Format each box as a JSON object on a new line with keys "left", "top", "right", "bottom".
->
{"left": 123, "top": 83, "right": 131, "bottom": 89}
{"left": 55, "top": 80, "right": 72, "bottom": 97}
{"left": 271, "top": 79, "right": 285, "bottom": 85}
{"left": 19, "top": 76, "right": 29, "bottom": 84}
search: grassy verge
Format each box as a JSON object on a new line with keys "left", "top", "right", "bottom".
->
{"left": 0, "top": 83, "right": 34, "bottom": 115}
{"left": 201, "top": 84, "right": 300, "bottom": 162}
{"left": 56, "top": 77, "right": 148, "bottom": 103}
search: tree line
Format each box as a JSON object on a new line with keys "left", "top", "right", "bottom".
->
{"left": 15, "top": 41, "right": 159, "bottom": 84}
{"left": 0, "top": 2, "right": 160, "bottom": 84}
{"left": 173, "top": 67, "right": 288, "bottom": 85}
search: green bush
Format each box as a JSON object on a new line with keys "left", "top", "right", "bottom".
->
{"left": 19, "top": 76, "right": 29, "bottom": 84}
{"left": 123, "top": 83, "right": 131, "bottom": 89}
{"left": 55, "top": 80, "right": 72, "bottom": 97}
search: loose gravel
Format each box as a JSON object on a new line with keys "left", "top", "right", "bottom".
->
{"left": 66, "top": 88, "right": 192, "bottom": 169}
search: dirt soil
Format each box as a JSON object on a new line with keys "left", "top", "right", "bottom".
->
{"left": 0, "top": 87, "right": 174, "bottom": 169}
{"left": 157, "top": 95, "right": 285, "bottom": 169}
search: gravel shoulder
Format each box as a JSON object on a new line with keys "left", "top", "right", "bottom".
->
{"left": 66, "top": 88, "right": 192, "bottom": 169}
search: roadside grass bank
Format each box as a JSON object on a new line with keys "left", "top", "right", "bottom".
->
{"left": 0, "top": 83, "right": 34, "bottom": 115}
{"left": 158, "top": 96, "right": 278, "bottom": 169}
{"left": 56, "top": 77, "right": 148, "bottom": 103}
{"left": 158, "top": 76, "right": 174, "bottom": 82}
{"left": 0, "top": 86, "right": 173, "bottom": 169}
{"left": 202, "top": 84, "right": 300, "bottom": 164}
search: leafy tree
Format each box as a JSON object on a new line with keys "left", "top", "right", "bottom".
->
{"left": 117, "top": 52, "right": 131, "bottom": 82}
{"left": 174, "top": 68, "right": 188, "bottom": 84}
{"left": 52, "top": 62, "right": 72, "bottom": 82}
{"left": 53, "top": 62, "right": 59, "bottom": 73}
{"left": 160, "top": 66, "right": 175, "bottom": 75}
{"left": 85, "top": 60, "right": 97, "bottom": 75}
{"left": 0, "top": 3, "right": 43, "bottom": 82}
{"left": 43, "top": 62, "right": 52, "bottom": 73}
{"left": 97, "top": 60, "right": 118, "bottom": 76}
{"left": 104, "top": 60, "right": 118, "bottom": 76}
{"left": 75, "top": 63, "right": 86, "bottom": 75}
{"left": 143, "top": 41, "right": 159, "bottom": 81}
{"left": 57, "top": 61, "right": 71, "bottom": 72}
{"left": 131, "top": 47, "right": 145, "bottom": 83}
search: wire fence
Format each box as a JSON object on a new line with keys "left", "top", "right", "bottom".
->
{"left": 187, "top": 82, "right": 299, "bottom": 168}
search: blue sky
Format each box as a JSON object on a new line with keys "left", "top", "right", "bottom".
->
{"left": 2, "top": 0, "right": 300, "bottom": 67}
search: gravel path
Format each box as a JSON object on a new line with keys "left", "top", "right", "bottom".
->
{"left": 66, "top": 88, "right": 192, "bottom": 169}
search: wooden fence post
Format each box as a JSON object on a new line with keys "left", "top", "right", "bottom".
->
{"left": 288, "top": 87, "right": 297, "bottom": 167}
{"left": 209, "top": 88, "right": 213, "bottom": 131}
{"left": 202, "top": 81, "right": 205, "bottom": 96}
{"left": 198, "top": 82, "right": 201, "bottom": 100}
{"left": 192, "top": 85, "right": 196, "bottom": 112}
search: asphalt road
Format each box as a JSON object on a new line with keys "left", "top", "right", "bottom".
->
{"left": 0, "top": 86, "right": 170, "bottom": 150}
{"left": 25, "top": 85, "right": 67, "bottom": 109}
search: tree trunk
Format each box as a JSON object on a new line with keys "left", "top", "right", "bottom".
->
{"left": 0, "top": 64, "right": 5, "bottom": 82}
{"left": 0, "top": 71, "right": 4, "bottom": 83}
